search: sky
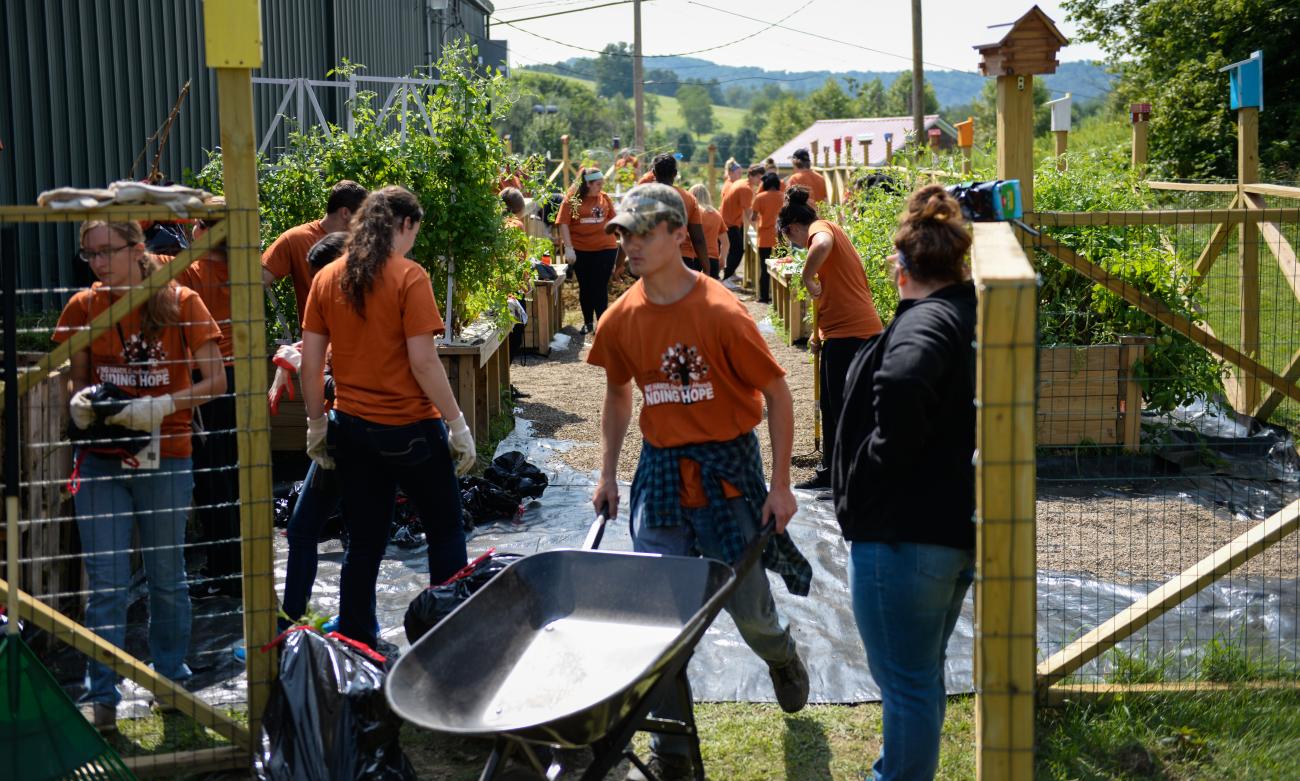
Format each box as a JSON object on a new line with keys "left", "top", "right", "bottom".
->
{"left": 490, "top": 0, "right": 1107, "bottom": 77}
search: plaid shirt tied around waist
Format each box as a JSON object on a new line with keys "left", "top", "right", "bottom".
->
{"left": 629, "top": 431, "right": 812, "bottom": 596}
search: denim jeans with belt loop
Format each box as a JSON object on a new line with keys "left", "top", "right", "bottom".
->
{"left": 74, "top": 453, "right": 195, "bottom": 705}
{"left": 631, "top": 496, "right": 797, "bottom": 759}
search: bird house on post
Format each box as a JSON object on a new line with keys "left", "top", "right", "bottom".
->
{"left": 883, "top": 132, "right": 894, "bottom": 165}
{"left": 1047, "top": 93, "right": 1072, "bottom": 170}
{"left": 857, "top": 133, "right": 874, "bottom": 167}
{"left": 975, "top": 4, "right": 1069, "bottom": 212}
{"left": 954, "top": 117, "right": 974, "bottom": 174}
{"left": 1221, "top": 50, "right": 1263, "bottom": 111}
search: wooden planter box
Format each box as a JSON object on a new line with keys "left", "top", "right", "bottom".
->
{"left": 521, "top": 264, "right": 568, "bottom": 356}
{"left": 0, "top": 354, "right": 79, "bottom": 614}
{"left": 270, "top": 320, "right": 512, "bottom": 451}
{"left": 766, "top": 258, "right": 810, "bottom": 346}
{"left": 1037, "top": 338, "right": 1151, "bottom": 450}
{"left": 742, "top": 233, "right": 761, "bottom": 293}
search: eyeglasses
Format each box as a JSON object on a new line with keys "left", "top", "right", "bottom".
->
{"left": 78, "top": 244, "right": 131, "bottom": 263}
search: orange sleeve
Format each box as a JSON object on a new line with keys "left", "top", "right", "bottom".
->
{"left": 302, "top": 271, "right": 330, "bottom": 336}
{"left": 738, "top": 186, "right": 753, "bottom": 210}
{"left": 261, "top": 230, "right": 295, "bottom": 279}
{"left": 556, "top": 198, "right": 574, "bottom": 226}
{"left": 725, "top": 309, "right": 787, "bottom": 391}
{"left": 686, "top": 193, "right": 701, "bottom": 226}
{"left": 52, "top": 292, "right": 89, "bottom": 343}
{"left": 401, "top": 266, "right": 446, "bottom": 338}
{"left": 180, "top": 289, "right": 223, "bottom": 353}
{"left": 586, "top": 319, "right": 633, "bottom": 386}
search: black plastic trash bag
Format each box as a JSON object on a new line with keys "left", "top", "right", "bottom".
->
{"left": 483, "top": 451, "right": 549, "bottom": 500}
{"left": 459, "top": 475, "right": 525, "bottom": 527}
{"left": 255, "top": 628, "right": 416, "bottom": 781}
{"left": 403, "top": 550, "right": 523, "bottom": 645}
{"left": 144, "top": 221, "right": 189, "bottom": 256}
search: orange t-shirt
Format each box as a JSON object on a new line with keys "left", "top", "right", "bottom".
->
{"left": 753, "top": 189, "right": 783, "bottom": 249}
{"left": 673, "top": 187, "right": 704, "bottom": 258}
{"left": 173, "top": 254, "right": 233, "bottom": 361}
{"left": 557, "top": 192, "right": 618, "bottom": 252}
{"left": 700, "top": 209, "right": 725, "bottom": 260}
{"left": 53, "top": 284, "right": 222, "bottom": 459}
{"left": 588, "top": 274, "right": 786, "bottom": 504}
{"left": 262, "top": 220, "right": 327, "bottom": 324}
{"left": 809, "top": 220, "right": 884, "bottom": 341}
{"left": 787, "top": 169, "right": 829, "bottom": 205}
{"left": 637, "top": 171, "right": 657, "bottom": 185}
{"left": 302, "top": 254, "right": 446, "bottom": 425}
{"left": 720, "top": 179, "right": 753, "bottom": 228}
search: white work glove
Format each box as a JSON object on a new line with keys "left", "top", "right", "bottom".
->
{"left": 445, "top": 413, "right": 476, "bottom": 477}
{"left": 69, "top": 387, "right": 98, "bottom": 430}
{"left": 564, "top": 246, "right": 577, "bottom": 263}
{"left": 306, "top": 415, "right": 335, "bottom": 470}
{"left": 106, "top": 394, "right": 176, "bottom": 432}
{"left": 268, "top": 344, "right": 302, "bottom": 415}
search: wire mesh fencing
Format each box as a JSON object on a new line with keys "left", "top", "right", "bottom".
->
{"left": 0, "top": 202, "right": 273, "bottom": 775}
{"left": 1024, "top": 195, "right": 1300, "bottom": 694}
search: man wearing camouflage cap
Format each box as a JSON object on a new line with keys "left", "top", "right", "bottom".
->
{"left": 587, "top": 183, "right": 812, "bottom": 781}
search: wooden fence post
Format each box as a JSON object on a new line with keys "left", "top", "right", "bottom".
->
{"left": 561, "top": 134, "right": 571, "bottom": 191}
{"left": 844, "top": 135, "right": 853, "bottom": 167}
{"left": 884, "top": 133, "right": 894, "bottom": 166}
{"left": 1238, "top": 104, "right": 1261, "bottom": 412}
{"left": 972, "top": 221, "right": 1038, "bottom": 781}
{"left": 997, "top": 75, "right": 1036, "bottom": 212}
{"left": 1130, "top": 103, "right": 1150, "bottom": 171}
{"left": 204, "top": 0, "right": 276, "bottom": 748}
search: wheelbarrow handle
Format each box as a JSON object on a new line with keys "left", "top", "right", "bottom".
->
{"left": 583, "top": 513, "right": 608, "bottom": 551}
{"left": 735, "top": 519, "right": 776, "bottom": 580}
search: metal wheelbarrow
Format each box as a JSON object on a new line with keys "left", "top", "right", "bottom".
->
{"left": 386, "top": 514, "right": 771, "bottom": 780}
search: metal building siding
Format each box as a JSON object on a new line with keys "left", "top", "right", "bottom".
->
{"left": 334, "top": 0, "right": 430, "bottom": 77}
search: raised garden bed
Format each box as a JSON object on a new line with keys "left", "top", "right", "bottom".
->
{"left": 1037, "top": 338, "right": 1151, "bottom": 450}
{"left": 766, "top": 257, "right": 811, "bottom": 346}
{"left": 521, "top": 264, "right": 568, "bottom": 356}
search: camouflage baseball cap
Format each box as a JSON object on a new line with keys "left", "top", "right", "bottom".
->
{"left": 604, "top": 183, "right": 687, "bottom": 235}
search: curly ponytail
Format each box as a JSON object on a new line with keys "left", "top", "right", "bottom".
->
{"left": 892, "top": 184, "right": 970, "bottom": 285}
{"left": 341, "top": 186, "right": 421, "bottom": 317}
{"left": 777, "top": 185, "right": 818, "bottom": 235}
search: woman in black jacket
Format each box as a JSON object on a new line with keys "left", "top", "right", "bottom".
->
{"left": 831, "top": 184, "right": 976, "bottom": 781}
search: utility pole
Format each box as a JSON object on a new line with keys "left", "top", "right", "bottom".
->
{"left": 911, "top": 0, "right": 924, "bottom": 157}
{"left": 633, "top": 0, "right": 645, "bottom": 152}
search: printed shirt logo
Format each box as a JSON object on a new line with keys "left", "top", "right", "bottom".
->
{"left": 579, "top": 205, "right": 605, "bottom": 224}
{"left": 96, "top": 333, "right": 172, "bottom": 389}
{"left": 644, "top": 342, "right": 715, "bottom": 406}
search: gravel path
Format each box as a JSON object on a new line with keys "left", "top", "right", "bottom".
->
{"left": 511, "top": 274, "right": 821, "bottom": 485}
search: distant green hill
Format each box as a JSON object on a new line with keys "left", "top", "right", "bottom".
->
{"left": 532, "top": 72, "right": 747, "bottom": 135}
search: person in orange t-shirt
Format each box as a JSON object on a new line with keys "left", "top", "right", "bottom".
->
{"left": 779, "top": 185, "right": 883, "bottom": 491}
{"left": 557, "top": 167, "right": 622, "bottom": 333}
{"left": 262, "top": 180, "right": 368, "bottom": 325}
{"left": 645, "top": 153, "right": 709, "bottom": 269}
{"left": 720, "top": 162, "right": 760, "bottom": 280}
{"left": 689, "top": 183, "right": 729, "bottom": 279}
{"left": 300, "top": 186, "right": 475, "bottom": 648}
{"left": 172, "top": 198, "right": 246, "bottom": 597}
{"left": 588, "top": 184, "right": 811, "bottom": 776}
{"left": 786, "top": 148, "right": 828, "bottom": 205}
{"left": 55, "top": 220, "right": 226, "bottom": 718}
{"left": 752, "top": 172, "right": 784, "bottom": 303}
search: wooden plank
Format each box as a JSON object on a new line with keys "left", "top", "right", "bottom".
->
{"left": 1244, "top": 182, "right": 1300, "bottom": 200}
{"left": 1038, "top": 345, "right": 1124, "bottom": 373}
{"left": 1120, "top": 338, "right": 1148, "bottom": 452}
{"left": 0, "top": 203, "right": 225, "bottom": 223}
{"left": 455, "top": 355, "right": 478, "bottom": 441}
{"left": 1035, "top": 235, "right": 1300, "bottom": 408}
{"left": 1030, "top": 208, "right": 1300, "bottom": 226}
{"left": 216, "top": 65, "right": 276, "bottom": 750}
{"left": 1037, "top": 394, "right": 1118, "bottom": 416}
{"left": 1243, "top": 193, "right": 1300, "bottom": 304}
{"left": 0, "top": 577, "right": 251, "bottom": 748}
{"left": 485, "top": 339, "right": 500, "bottom": 423}
{"left": 1145, "top": 181, "right": 1240, "bottom": 193}
{"left": 1188, "top": 195, "right": 1237, "bottom": 292}
{"left": 997, "top": 73, "right": 1036, "bottom": 211}
{"left": 971, "top": 222, "right": 1037, "bottom": 780}
{"left": 1037, "top": 498, "right": 1300, "bottom": 687}
{"left": 123, "top": 746, "right": 246, "bottom": 778}
{"left": 1240, "top": 207, "right": 1262, "bottom": 412}
{"left": 1043, "top": 680, "right": 1296, "bottom": 706}
{"left": 1037, "top": 417, "right": 1118, "bottom": 446}
{"left": 1253, "top": 346, "right": 1300, "bottom": 421}
{"left": 0, "top": 223, "right": 228, "bottom": 415}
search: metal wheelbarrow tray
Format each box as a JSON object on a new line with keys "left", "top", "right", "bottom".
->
{"left": 388, "top": 517, "right": 766, "bottom": 780}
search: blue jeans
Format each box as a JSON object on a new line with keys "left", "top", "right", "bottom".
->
{"left": 280, "top": 459, "right": 343, "bottom": 629}
{"left": 331, "top": 411, "right": 467, "bottom": 647}
{"left": 849, "top": 542, "right": 974, "bottom": 781}
{"left": 74, "top": 453, "right": 194, "bottom": 705}
{"left": 633, "top": 497, "right": 796, "bottom": 758}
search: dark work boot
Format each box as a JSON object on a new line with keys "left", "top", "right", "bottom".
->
{"left": 769, "top": 652, "right": 810, "bottom": 713}
{"left": 794, "top": 470, "right": 831, "bottom": 491}
{"left": 625, "top": 752, "right": 694, "bottom": 781}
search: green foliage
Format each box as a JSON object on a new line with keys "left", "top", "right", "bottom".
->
{"left": 1034, "top": 154, "right": 1224, "bottom": 412}
{"left": 196, "top": 44, "right": 531, "bottom": 338}
{"left": 754, "top": 95, "right": 811, "bottom": 161}
{"left": 883, "top": 71, "right": 939, "bottom": 117}
{"left": 732, "top": 128, "right": 758, "bottom": 165}
{"left": 675, "top": 132, "right": 696, "bottom": 162}
{"left": 1064, "top": 0, "right": 1300, "bottom": 178}
{"left": 807, "top": 77, "right": 854, "bottom": 120}
{"left": 1106, "top": 647, "right": 1169, "bottom": 684}
{"left": 676, "top": 83, "right": 716, "bottom": 135}
{"left": 592, "top": 42, "right": 634, "bottom": 98}
{"left": 710, "top": 132, "right": 733, "bottom": 161}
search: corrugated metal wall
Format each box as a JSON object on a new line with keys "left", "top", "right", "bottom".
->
{"left": 0, "top": 0, "right": 493, "bottom": 293}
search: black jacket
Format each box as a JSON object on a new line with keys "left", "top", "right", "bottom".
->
{"left": 831, "top": 281, "right": 977, "bottom": 549}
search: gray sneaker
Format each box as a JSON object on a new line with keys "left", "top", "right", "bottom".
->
{"left": 769, "top": 652, "right": 810, "bottom": 713}
{"left": 78, "top": 701, "right": 117, "bottom": 733}
{"left": 625, "top": 752, "right": 694, "bottom": 781}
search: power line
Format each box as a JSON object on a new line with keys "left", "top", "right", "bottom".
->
{"left": 496, "top": 0, "right": 649, "bottom": 25}
{"left": 497, "top": 0, "right": 817, "bottom": 59}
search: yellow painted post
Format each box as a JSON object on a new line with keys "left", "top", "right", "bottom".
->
{"left": 205, "top": 0, "right": 276, "bottom": 747}
{"left": 561, "top": 134, "right": 571, "bottom": 191}
{"left": 997, "top": 74, "right": 1036, "bottom": 212}
{"left": 971, "top": 222, "right": 1037, "bottom": 781}
{"left": 1238, "top": 105, "right": 1261, "bottom": 412}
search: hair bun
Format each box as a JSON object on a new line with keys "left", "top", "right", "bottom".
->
{"left": 785, "top": 185, "right": 810, "bottom": 206}
{"left": 903, "top": 185, "right": 960, "bottom": 227}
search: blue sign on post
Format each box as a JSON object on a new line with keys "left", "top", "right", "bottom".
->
{"left": 1219, "top": 50, "right": 1263, "bottom": 111}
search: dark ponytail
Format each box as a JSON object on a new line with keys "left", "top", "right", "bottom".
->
{"left": 341, "top": 185, "right": 421, "bottom": 317}
{"left": 777, "top": 185, "right": 818, "bottom": 235}
{"left": 892, "top": 184, "right": 970, "bottom": 285}
{"left": 760, "top": 172, "right": 781, "bottom": 192}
